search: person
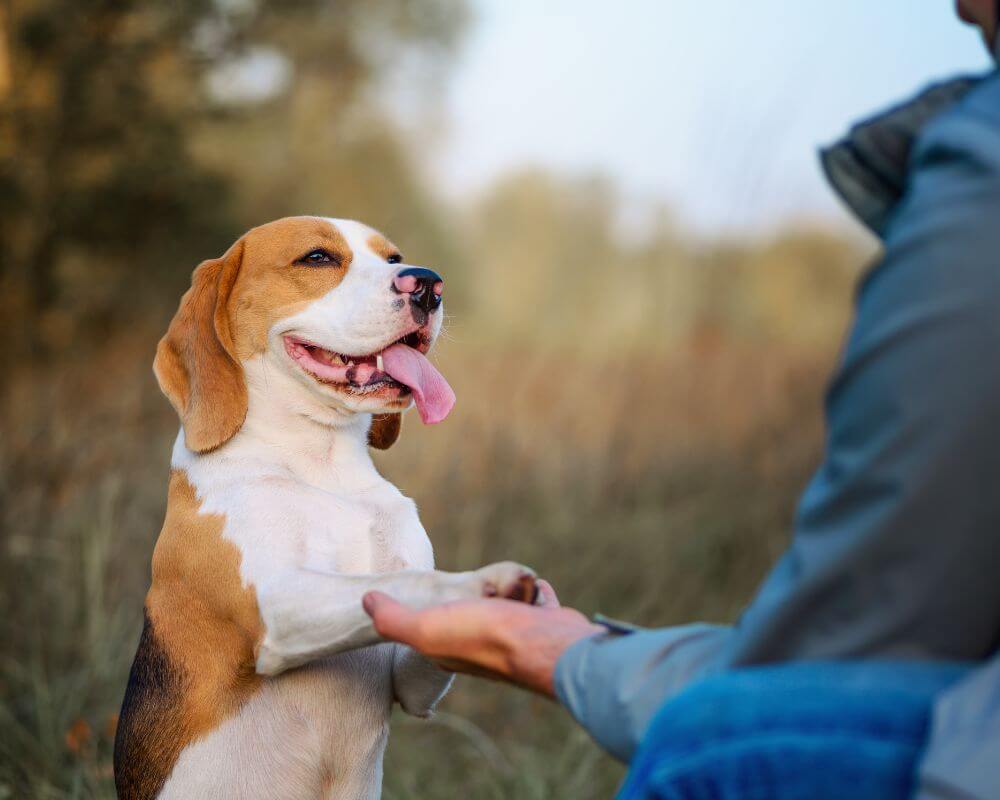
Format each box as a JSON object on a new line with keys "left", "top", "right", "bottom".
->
{"left": 363, "top": 3, "right": 1000, "bottom": 798}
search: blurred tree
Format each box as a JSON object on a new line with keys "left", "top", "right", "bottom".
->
{"left": 0, "top": 0, "right": 229, "bottom": 359}
{"left": 190, "top": 0, "right": 467, "bottom": 270}
{"left": 741, "top": 230, "right": 866, "bottom": 346}
{"left": 470, "top": 169, "right": 621, "bottom": 346}
{"left": 695, "top": 231, "right": 865, "bottom": 349}
{"left": 0, "top": 0, "right": 466, "bottom": 364}
{"left": 464, "top": 168, "right": 864, "bottom": 353}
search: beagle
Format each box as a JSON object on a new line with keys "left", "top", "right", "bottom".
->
{"left": 113, "top": 217, "right": 537, "bottom": 800}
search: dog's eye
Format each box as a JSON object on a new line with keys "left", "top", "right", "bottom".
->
{"left": 387, "top": 253, "right": 402, "bottom": 265}
{"left": 298, "top": 249, "right": 339, "bottom": 266}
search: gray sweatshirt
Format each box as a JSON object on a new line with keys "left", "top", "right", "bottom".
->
{"left": 553, "top": 71, "right": 1000, "bottom": 800}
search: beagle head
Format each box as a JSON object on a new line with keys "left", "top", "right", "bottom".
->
{"left": 154, "top": 216, "right": 454, "bottom": 454}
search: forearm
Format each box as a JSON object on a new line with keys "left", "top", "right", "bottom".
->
{"left": 363, "top": 586, "right": 731, "bottom": 762}
{"left": 257, "top": 562, "right": 535, "bottom": 675}
{"left": 257, "top": 569, "right": 472, "bottom": 675}
{"left": 490, "top": 612, "right": 605, "bottom": 697}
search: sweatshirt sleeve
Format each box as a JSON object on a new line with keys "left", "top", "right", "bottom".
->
{"left": 553, "top": 73, "right": 1000, "bottom": 767}
{"left": 553, "top": 625, "right": 730, "bottom": 762}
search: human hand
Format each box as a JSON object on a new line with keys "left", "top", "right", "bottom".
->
{"left": 362, "top": 579, "right": 603, "bottom": 697}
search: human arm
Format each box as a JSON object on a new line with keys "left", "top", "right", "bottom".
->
{"left": 363, "top": 580, "right": 604, "bottom": 697}
{"left": 364, "top": 580, "right": 732, "bottom": 760}
{"left": 365, "top": 75, "right": 1000, "bottom": 766}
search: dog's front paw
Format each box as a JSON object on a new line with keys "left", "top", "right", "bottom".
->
{"left": 474, "top": 561, "right": 538, "bottom": 604}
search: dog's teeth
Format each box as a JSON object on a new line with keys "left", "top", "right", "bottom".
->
{"left": 320, "top": 349, "right": 344, "bottom": 366}
{"left": 376, "top": 354, "right": 384, "bottom": 372}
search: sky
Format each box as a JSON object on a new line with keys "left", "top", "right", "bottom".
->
{"left": 434, "top": 0, "right": 991, "bottom": 235}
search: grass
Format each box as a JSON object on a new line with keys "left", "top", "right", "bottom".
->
{"left": 0, "top": 331, "right": 834, "bottom": 799}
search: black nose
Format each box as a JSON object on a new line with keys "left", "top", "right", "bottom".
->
{"left": 394, "top": 267, "right": 444, "bottom": 314}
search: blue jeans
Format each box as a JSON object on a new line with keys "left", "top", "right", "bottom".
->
{"left": 616, "top": 662, "right": 970, "bottom": 800}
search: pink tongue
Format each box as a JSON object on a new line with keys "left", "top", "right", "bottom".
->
{"left": 381, "top": 344, "right": 456, "bottom": 424}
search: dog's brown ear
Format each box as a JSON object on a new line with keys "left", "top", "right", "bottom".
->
{"left": 154, "top": 239, "right": 247, "bottom": 453}
{"left": 368, "top": 413, "right": 402, "bottom": 450}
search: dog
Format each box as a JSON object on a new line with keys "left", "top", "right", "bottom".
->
{"left": 113, "top": 216, "right": 538, "bottom": 799}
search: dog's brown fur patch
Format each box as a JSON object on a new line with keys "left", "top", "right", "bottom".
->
{"left": 114, "top": 470, "right": 263, "bottom": 799}
{"left": 368, "top": 412, "right": 402, "bottom": 449}
{"left": 229, "top": 217, "right": 355, "bottom": 360}
{"left": 366, "top": 232, "right": 401, "bottom": 263}
{"left": 154, "top": 241, "right": 248, "bottom": 454}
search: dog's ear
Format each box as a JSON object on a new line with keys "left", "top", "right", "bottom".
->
{"left": 154, "top": 239, "right": 247, "bottom": 453}
{"left": 368, "top": 413, "right": 402, "bottom": 450}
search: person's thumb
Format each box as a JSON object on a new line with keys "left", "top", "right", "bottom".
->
{"left": 362, "top": 591, "right": 420, "bottom": 644}
{"left": 537, "top": 579, "right": 560, "bottom": 607}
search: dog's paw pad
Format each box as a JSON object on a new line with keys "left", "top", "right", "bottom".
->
{"left": 477, "top": 562, "right": 538, "bottom": 604}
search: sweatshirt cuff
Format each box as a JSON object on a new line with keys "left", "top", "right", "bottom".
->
{"left": 553, "top": 624, "right": 731, "bottom": 763}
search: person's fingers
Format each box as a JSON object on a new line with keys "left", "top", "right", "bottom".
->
{"left": 362, "top": 591, "right": 422, "bottom": 645}
{"left": 536, "top": 579, "right": 560, "bottom": 608}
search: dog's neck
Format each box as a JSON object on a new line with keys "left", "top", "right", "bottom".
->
{"left": 173, "top": 354, "right": 381, "bottom": 490}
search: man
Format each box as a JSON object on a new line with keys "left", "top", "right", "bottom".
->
{"left": 364, "top": 2, "right": 1000, "bottom": 797}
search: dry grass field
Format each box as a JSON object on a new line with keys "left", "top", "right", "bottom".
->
{"left": 0, "top": 325, "right": 839, "bottom": 799}
{"left": 0, "top": 5, "right": 872, "bottom": 795}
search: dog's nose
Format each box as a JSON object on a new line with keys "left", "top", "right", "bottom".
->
{"left": 393, "top": 267, "right": 444, "bottom": 314}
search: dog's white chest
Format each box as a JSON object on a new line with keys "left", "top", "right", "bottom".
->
{"left": 297, "top": 485, "right": 431, "bottom": 575}
{"left": 161, "top": 439, "right": 436, "bottom": 799}
{"left": 174, "top": 428, "right": 436, "bottom": 581}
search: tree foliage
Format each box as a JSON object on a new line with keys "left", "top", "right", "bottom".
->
{"left": 0, "top": 0, "right": 465, "bottom": 361}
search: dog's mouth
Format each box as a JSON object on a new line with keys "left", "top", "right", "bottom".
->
{"left": 285, "top": 331, "right": 425, "bottom": 387}
{"left": 283, "top": 331, "right": 456, "bottom": 424}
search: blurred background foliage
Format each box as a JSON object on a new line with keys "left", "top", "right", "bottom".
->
{"left": 0, "top": 0, "right": 868, "bottom": 797}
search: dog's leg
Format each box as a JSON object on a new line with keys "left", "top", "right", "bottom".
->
{"left": 391, "top": 646, "right": 454, "bottom": 717}
{"left": 255, "top": 561, "right": 536, "bottom": 676}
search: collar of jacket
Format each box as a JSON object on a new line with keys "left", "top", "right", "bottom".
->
{"left": 820, "top": 76, "right": 982, "bottom": 238}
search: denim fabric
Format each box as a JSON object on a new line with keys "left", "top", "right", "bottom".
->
{"left": 616, "top": 662, "right": 970, "bottom": 800}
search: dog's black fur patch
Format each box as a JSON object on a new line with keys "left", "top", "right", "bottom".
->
{"left": 114, "top": 609, "right": 188, "bottom": 800}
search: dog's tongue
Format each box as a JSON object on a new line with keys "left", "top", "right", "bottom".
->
{"left": 381, "top": 344, "right": 455, "bottom": 424}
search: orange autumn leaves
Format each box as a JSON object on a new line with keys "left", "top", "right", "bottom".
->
{"left": 64, "top": 713, "right": 118, "bottom": 754}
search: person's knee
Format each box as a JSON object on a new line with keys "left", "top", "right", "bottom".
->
{"left": 618, "top": 663, "right": 968, "bottom": 800}
{"left": 643, "top": 663, "right": 958, "bottom": 745}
